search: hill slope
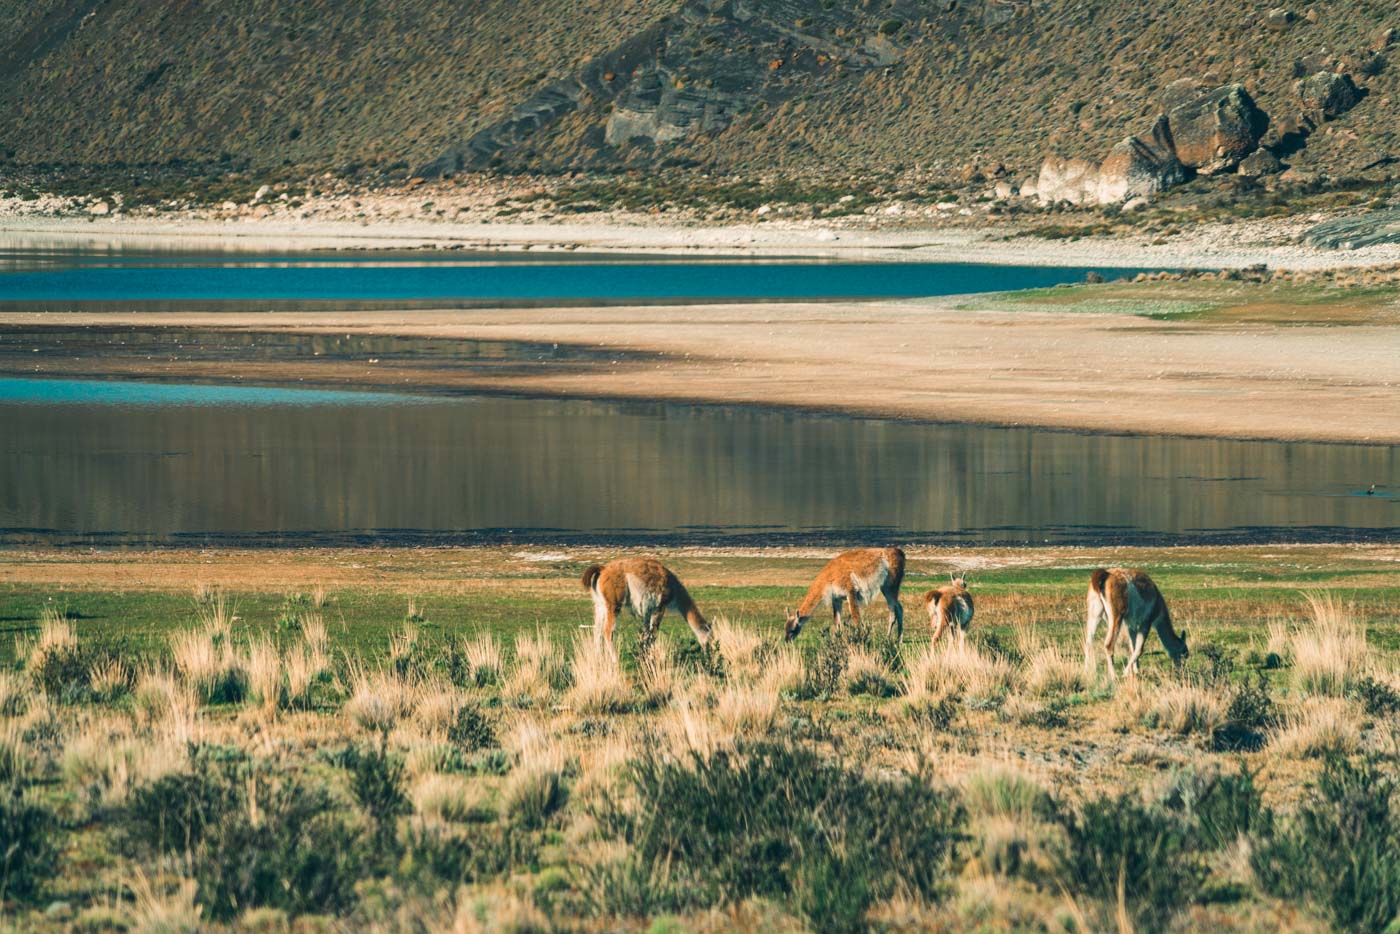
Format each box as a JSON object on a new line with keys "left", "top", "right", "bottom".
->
{"left": 1, "top": 1, "right": 1396, "bottom": 184}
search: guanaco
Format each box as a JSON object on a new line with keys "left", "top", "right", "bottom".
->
{"left": 925, "top": 574, "right": 974, "bottom": 647}
{"left": 1084, "top": 568, "right": 1188, "bottom": 677}
{"left": 784, "top": 547, "right": 906, "bottom": 641}
{"left": 581, "top": 557, "right": 711, "bottom": 653}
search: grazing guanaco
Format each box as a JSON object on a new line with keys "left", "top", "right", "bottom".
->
{"left": 784, "top": 547, "right": 906, "bottom": 641}
{"left": 1084, "top": 568, "right": 1188, "bottom": 677}
{"left": 581, "top": 557, "right": 711, "bottom": 654}
{"left": 924, "top": 574, "right": 974, "bottom": 647}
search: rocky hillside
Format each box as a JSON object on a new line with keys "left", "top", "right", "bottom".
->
{"left": 1, "top": 0, "right": 1396, "bottom": 189}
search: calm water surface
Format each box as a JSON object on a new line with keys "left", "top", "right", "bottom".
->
{"left": 2, "top": 377, "right": 1395, "bottom": 547}
{"left": 0, "top": 246, "right": 1156, "bottom": 307}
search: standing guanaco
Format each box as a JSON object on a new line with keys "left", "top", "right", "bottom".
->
{"left": 925, "top": 574, "right": 974, "bottom": 647}
{"left": 582, "top": 557, "right": 711, "bottom": 654}
{"left": 1084, "top": 568, "right": 1188, "bottom": 677}
{"left": 784, "top": 547, "right": 906, "bottom": 641}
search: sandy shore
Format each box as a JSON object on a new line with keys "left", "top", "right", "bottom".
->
{"left": 7, "top": 299, "right": 1399, "bottom": 444}
{"left": 7, "top": 213, "right": 1400, "bottom": 269}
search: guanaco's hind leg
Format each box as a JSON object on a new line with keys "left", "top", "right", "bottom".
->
{"left": 642, "top": 607, "right": 666, "bottom": 646}
{"left": 595, "top": 600, "right": 619, "bottom": 654}
{"left": 883, "top": 585, "right": 904, "bottom": 641}
{"left": 931, "top": 606, "right": 950, "bottom": 646}
{"left": 1084, "top": 592, "right": 1104, "bottom": 675}
{"left": 846, "top": 594, "right": 862, "bottom": 633}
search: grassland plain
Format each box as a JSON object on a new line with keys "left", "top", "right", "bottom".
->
{"left": 2, "top": 544, "right": 1400, "bottom": 931}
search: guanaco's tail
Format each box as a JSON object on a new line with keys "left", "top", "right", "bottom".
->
{"left": 581, "top": 564, "right": 603, "bottom": 591}
{"left": 1089, "top": 568, "right": 1110, "bottom": 596}
{"left": 922, "top": 587, "right": 941, "bottom": 604}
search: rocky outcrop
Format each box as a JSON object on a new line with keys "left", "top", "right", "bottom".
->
{"left": 1038, "top": 86, "right": 1256, "bottom": 205}
{"left": 1095, "top": 119, "right": 1185, "bottom": 201}
{"left": 1162, "top": 82, "right": 1267, "bottom": 174}
{"left": 1036, "top": 156, "right": 1100, "bottom": 205}
{"left": 1296, "top": 71, "right": 1362, "bottom": 121}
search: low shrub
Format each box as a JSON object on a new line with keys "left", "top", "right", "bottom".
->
{"left": 343, "top": 744, "right": 411, "bottom": 843}
{"left": 795, "top": 637, "right": 849, "bottom": 700}
{"left": 447, "top": 702, "right": 498, "bottom": 753}
{"left": 1213, "top": 672, "right": 1277, "bottom": 752}
{"left": 1253, "top": 755, "right": 1400, "bottom": 932}
{"left": 124, "top": 746, "right": 370, "bottom": 920}
{"left": 1054, "top": 791, "right": 1209, "bottom": 929}
{"left": 0, "top": 767, "right": 59, "bottom": 902}
{"left": 591, "top": 741, "right": 965, "bottom": 931}
{"left": 1353, "top": 675, "right": 1400, "bottom": 717}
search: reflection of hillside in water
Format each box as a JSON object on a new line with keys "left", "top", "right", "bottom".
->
{"left": 3, "top": 390, "right": 1397, "bottom": 546}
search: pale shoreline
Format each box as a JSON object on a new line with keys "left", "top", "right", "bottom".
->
{"left": 4, "top": 214, "right": 1399, "bottom": 446}
{"left": 7, "top": 301, "right": 1400, "bottom": 445}
{"left": 6, "top": 212, "right": 1400, "bottom": 269}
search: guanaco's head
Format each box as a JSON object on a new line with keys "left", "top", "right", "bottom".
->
{"left": 951, "top": 572, "right": 968, "bottom": 590}
{"left": 784, "top": 607, "right": 808, "bottom": 642}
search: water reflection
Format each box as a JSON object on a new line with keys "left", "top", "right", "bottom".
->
{"left": 2, "top": 384, "right": 1395, "bottom": 546}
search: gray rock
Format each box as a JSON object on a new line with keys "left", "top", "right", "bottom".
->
{"left": 1238, "top": 148, "right": 1285, "bottom": 177}
{"left": 1036, "top": 156, "right": 1100, "bottom": 205}
{"left": 1265, "top": 8, "right": 1296, "bottom": 30}
{"left": 1163, "top": 83, "right": 1267, "bottom": 173}
{"left": 1296, "top": 71, "right": 1362, "bottom": 120}
{"left": 1304, "top": 209, "right": 1400, "bottom": 249}
{"left": 1095, "top": 134, "right": 1184, "bottom": 203}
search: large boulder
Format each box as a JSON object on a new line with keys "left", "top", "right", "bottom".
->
{"left": 1096, "top": 134, "right": 1185, "bottom": 202}
{"left": 1163, "top": 83, "right": 1267, "bottom": 174}
{"left": 1296, "top": 71, "right": 1362, "bottom": 120}
{"left": 1036, "top": 156, "right": 1100, "bottom": 205}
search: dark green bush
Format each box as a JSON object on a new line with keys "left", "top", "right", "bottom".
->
{"left": 399, "top": 821, "right": 540, "bottom": 892}
{"left": 1054, "top": 792, "right": 1209, "bottom": 929}
{"left": 343, "top": 744, "right": 411, "bottom": 842}
{"left": 1353, "top": 676, "right": 1400, "bottom": 717}
{"left": 124, "top": 746, "right": 370, "bottom": 921}
{"left": 0, "top": 771, "right": 59, "bottom": 903}
{"left": 124, "top": 744, "right": 245, "bottom": 853}
{"left": 1160, "top": 766, "right": 1272, "bottom": 851}
{"left": 795, "top": 637, "right": 849, "bottom": 700}
{"left": 1253, "top": 755, "right": 1400, "bottom": 933}
{"left": 591, "top": 741, "right": 964, "bottom": 931}
{"left": 1213, "top": 672, "right": 1276, "bottom": 752}
{"left": 31, "top": 643, "right": 94, "bottom": 703}
{"left": 447, "top": 703, "right": 498, "bottom": 753}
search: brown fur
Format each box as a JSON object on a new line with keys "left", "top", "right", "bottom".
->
{"left": 584, "top": 556, "right": 710, "bottom": 651}
{"left": 1085, "top": 568, "right": 1188, "bottom": 676}
{"left": 785, "top": 547, "right": 906, "bottom": 641}
{"left": 924, "top": 577, "right": 974, "bottom": 646}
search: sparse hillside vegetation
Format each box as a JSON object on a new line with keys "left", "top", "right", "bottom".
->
{"left": 1, "top": 1, "right": 1397, "bottom": 194}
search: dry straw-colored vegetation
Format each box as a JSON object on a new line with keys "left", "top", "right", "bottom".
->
{"left": 2, "top": 570, "right": 1399, "bottom": 932}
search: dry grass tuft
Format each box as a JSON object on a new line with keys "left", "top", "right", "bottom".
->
{"left": 344, "top": 665, "right": 417, "bottom": 735}
{"left": 637, "top": 634, "right": 679, "bottom": 706}
{"left": 661, "top": 688, "right": 722, "bottom": 761}
{"left": 412, "top": 773, "right": 494, "bottom": 824}
{"left": 1022, "top": 643, "right": 1087, "bottom": 698}
{"left": 124, "top": 870, "right": 203, "bottom": 933}
{"left": 714, "top": 678, "right": 780, "bottom": 739}
{"left": 1272, "top": 698, "right": 1362, "bottom": 758}
{"left": 903, "top": 640, "right": 1014, "bottom": 708}
{"left": 1289, "top": 594, "right": 1369, "bottom": 696}
{"left": 20, "top": 604, "right": 78, "bottom": 673}
{"left": 1145, "top": 682, "right": 1228, "bottom": 736}
{"left": 711, "top": 616, "right": 767, "bottom": 681}
{"left": 565, "top": 638, "right": 632, "bottom": 714}
{"left": 461, "top": 631, "right": 504, "bottom": 687}
{"left": 504, "top": 629, "right": 566, "bottom": 706}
